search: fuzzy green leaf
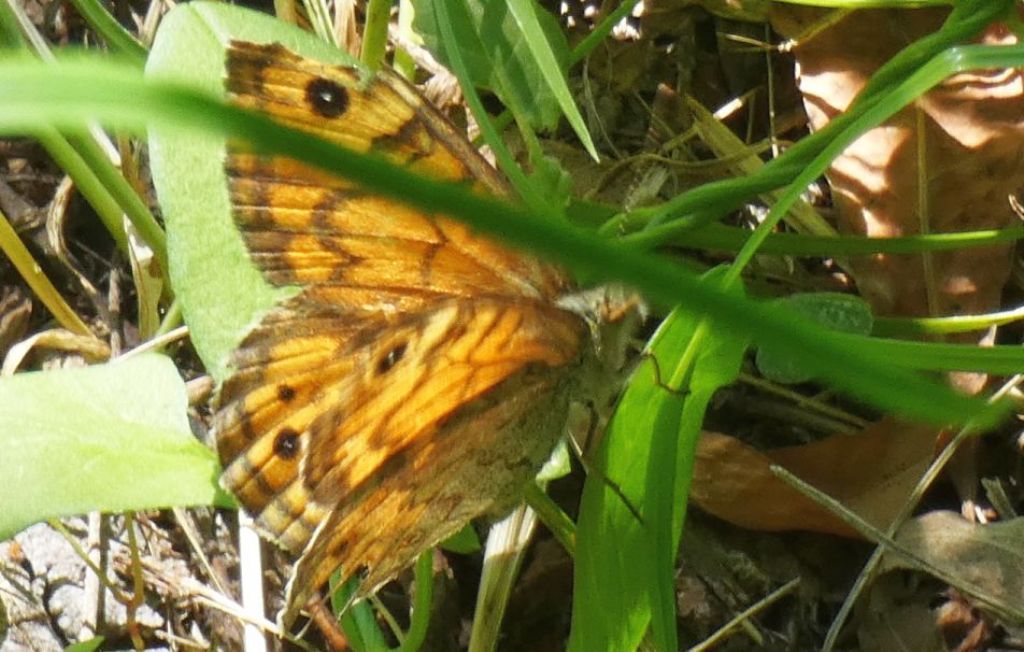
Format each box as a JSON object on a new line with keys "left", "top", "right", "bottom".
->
{"left": 0, "top": 354, "right": 230, "bottom": 540}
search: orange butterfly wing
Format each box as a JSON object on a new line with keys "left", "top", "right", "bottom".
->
{"left": 214, "top": 42, "right": 587, "bottom": 624}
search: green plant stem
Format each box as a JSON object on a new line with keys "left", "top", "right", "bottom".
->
{"left": 62, "top": 129, "right": 168, "bottom": 273}
{"left": 67, "top": 0, "right": 147, "bottom": 64}
{"left": 360, "top": 0, "right": 391, "bottom": 68}
{"left": 396, "top": 552, "right": 434, "bottom": 652}
{"left": 155, "top": 297, "right": 183, "bottom": 338}
{"left": 524, "top": 482, "right": 576, "bottom": 554}
{"left": 874, "top": 304, "right": 1024, "bottom": 336}
{"left": 652, "top": 222, "right": 1024, "bottom": 256}
{"left": 569, "top": 0, "right": 641, "bottom": 65}
{"left": 393, "top": 0, "right": 416, "bottom": 78}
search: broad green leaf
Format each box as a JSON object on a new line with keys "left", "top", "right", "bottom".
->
{"left": 0, "top": 354, "right": 230, "bottom": 540}
{"left": 570, "top": 270, "right": 750, "bottom": 651}
{"left": 757, "top": 292, "right": 873, "bottom": 384}
{"left": 146, "top": 1, "right": 358, "bottom": 382}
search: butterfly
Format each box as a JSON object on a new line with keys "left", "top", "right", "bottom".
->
{"left": 211, "top": 40, "right": 597, "bottom": 626}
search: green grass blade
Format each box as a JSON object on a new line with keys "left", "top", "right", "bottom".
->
{"left": 332, "top": 576, "right": 390, "bottom": 652}
{"left": 845, "top": 337, "right": 1024, "bottom": 375}
{"left": 60, "top": 128, "right": 168, "bottom": 275}
{"left": 0, "top": 207, "right": 92, "bottom": 335}
{"left": 0, "top": 57, "right": 1009, "bottom": 425}
{"left": 66, "top": 0, "right": 147, "bottom": 64}
{"left": 0, "top": 0, "right": 164, "bottom": 267}
{"left": 633, "top": 222, "right": 1024, "bottom": 256}
{"left": 570, "top": 285, "right": 750, "bottom": 651}
{"left": 874, "top": 305, "right": 1024, "bottom": 337}
{"left": 63, "top": 637, "right": 105, "bottom": 652}
{"left": 505, "top": 0, "right": 598, "bottom": 159}
{"left": 727, "top": 42, "right": 1024, "bottom": 280}
{"left": 569, "top": 0, "right": 641, "bottom": 64}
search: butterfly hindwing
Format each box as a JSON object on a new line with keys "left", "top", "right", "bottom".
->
{"left": 282, "top": 298, "right": 584, "bottom": 621}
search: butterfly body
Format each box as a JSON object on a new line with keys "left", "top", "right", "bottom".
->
{"left": 212, "top": 41, "right": 594, "bottom": 623}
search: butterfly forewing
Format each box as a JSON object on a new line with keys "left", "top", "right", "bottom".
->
{"left": 225, "top": 41, "right": 568, "bottom": 301}
{"left": 214, "top": 40, "right": 587, "bottom": 625}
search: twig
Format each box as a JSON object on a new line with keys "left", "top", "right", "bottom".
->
{"left": 688, "top": 578, "right": 801, "bottom": 652}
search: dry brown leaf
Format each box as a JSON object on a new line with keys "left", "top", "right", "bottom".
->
{"left": 1, "top": 329, "right": 110, "bottom": 376}
{"left": 771, "top": 8, "right": 1024, "bottom": 389}
{"left": 694, "top": 9, "right": 1024, "bottom": 538}
{"left": 934, "top": 590, "right": 1000, "bottom": 652}
{"left": 886, "top": 511, "right": 1024, "bottom": 609}
{"left": 691, "top": 419, "right": 941, "bottom": 536}
{"left": 857, "top": 574, "right": 946, "bottom": 652}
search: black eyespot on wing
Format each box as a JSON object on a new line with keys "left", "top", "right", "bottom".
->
{"left": 274, "top": 427, "right": 301, "bottom": 459}
{"left": 377, "top": 342, "right": 407, "bottom": 375}
{"left": 306, "top": 78, "right": 349, "bottom": 118}
{"left": 277, "top": 384, "right": 297, "bottom": 403}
